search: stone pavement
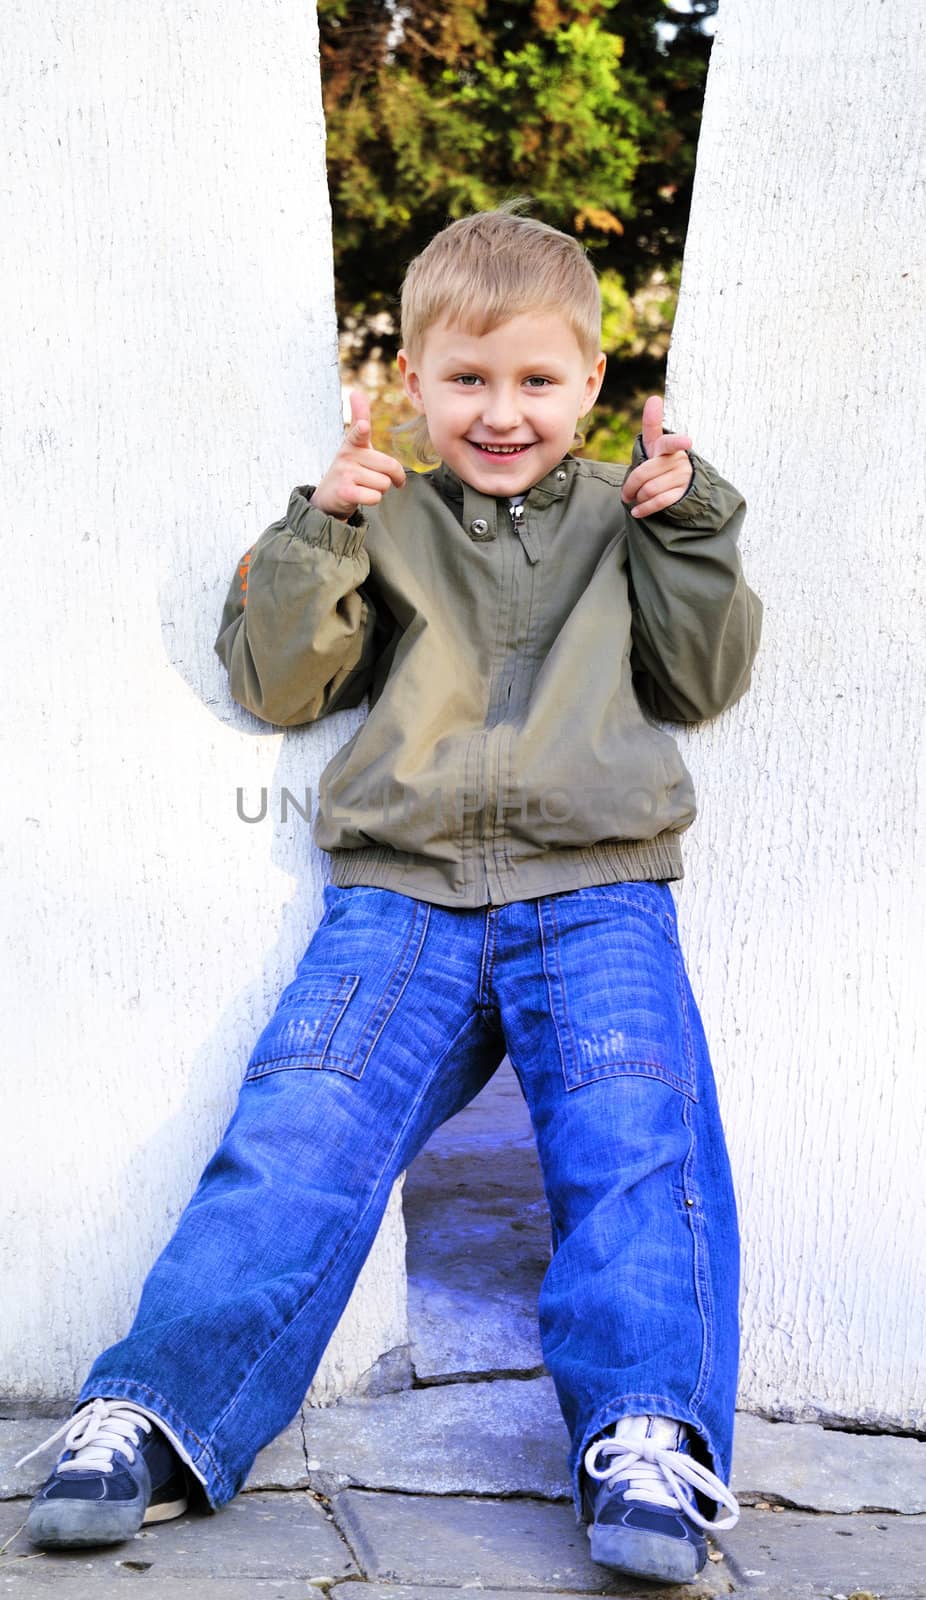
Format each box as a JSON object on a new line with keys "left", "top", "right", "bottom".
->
{"left": 2, "top": 1062, "right": 924, "bottom": 1598}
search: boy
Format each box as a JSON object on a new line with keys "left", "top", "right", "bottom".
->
{"left": 21, "top": 211, "right": 759, "bottom": 1585}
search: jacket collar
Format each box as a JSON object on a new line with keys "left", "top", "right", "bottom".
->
{"left": 430, "top": 456, "right": 578, "bottom": 543}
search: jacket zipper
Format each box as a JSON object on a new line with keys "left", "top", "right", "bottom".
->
{"left": 506, "top": 503, "right": 525, "bottom": 703}
{"left": 509, "top": 499, "right": 540, "bottom": 565}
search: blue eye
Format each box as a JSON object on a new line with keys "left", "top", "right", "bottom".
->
{"left": 525, "top": 376, "right": 552, "bottom": 388}
{"left": 454, "top": 374, "right": 482, "bottom": 386}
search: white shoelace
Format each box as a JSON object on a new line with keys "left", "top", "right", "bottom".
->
{"left": 15, "top": 1398, "right": 152, "bottom": 1475}
{"left": 583, "top": 1414, "right": 740, "bottom": 1532}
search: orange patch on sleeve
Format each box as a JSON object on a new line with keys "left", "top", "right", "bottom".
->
{"left": 237, "top": 546, "right": 254, "bottom": 604}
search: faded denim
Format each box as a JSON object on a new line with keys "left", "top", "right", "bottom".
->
{"left": 80, "top": 881, "right": 740, "bottom": 1514}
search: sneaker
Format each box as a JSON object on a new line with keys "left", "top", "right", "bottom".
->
{"left": 582, "top": 1414, "right": 739, "bottom": 1584}
{"left": 17, "top": 1398, "right": 188, "bottom": 1549}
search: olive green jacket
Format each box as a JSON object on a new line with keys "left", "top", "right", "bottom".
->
{"left": 215, "top": 444, "right": 761, "bottom": 907}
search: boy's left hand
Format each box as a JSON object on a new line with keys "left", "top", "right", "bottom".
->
{"left": 621, "top": 395, "right": 693, "bottom": 519}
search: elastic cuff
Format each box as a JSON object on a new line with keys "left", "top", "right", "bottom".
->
{"left": 627, "top": 448, "right": 719, "bottom": 533}
{"left": 657, "top": 456, "right": 711, "bottom": 523}
{"left": 287, "top": 486, "right": 368, "bottom": 559}
{"left": 669, "top": 461, "right": 697, "bottom": 507}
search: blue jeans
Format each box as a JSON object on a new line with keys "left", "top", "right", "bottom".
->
{"left": 80, "top": 881, "right": 740, "bottom": 1513}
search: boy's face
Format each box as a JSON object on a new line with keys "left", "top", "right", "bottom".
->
{"left": 398, "top": 311, "right": 606, "bottom": 497}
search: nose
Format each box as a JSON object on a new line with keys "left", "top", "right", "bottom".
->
{"left": 481, "top": 384, "right": 522, "bottom": 432}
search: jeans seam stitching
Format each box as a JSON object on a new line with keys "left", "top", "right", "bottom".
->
{"left": 477, "top": 905, "right": 496, "bottom": 1011}
{"left": 538, "top": 896, "right": 571, "bottom": 1090}
{"left": 674, "top": 942, "right": 698, "bottom": 1093}
{"left": 683, "top": 1093, "right": 715, "bottom": 1414}
{"left": 561, "top": 885, "right": 669, "bottom": 927}
{"left": 352, "top": 898, "right": 432, "bottom": 1073}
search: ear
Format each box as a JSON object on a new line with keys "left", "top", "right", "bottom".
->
{"left": 397, "top": 349, "right": 426, "bottom": 414}
{"left": 579, "top": 352, "right": 607, "bottom": 418}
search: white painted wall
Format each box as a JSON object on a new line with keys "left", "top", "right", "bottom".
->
{"left": 667, "top": 0, "right": 924, "bottom": 1427}
{"left": 1, "top": 3, "right": 406, "bottom": 1404}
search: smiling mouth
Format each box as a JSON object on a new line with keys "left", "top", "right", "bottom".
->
{"left": 467, "top": 441, "right": 533, "bottom": 457}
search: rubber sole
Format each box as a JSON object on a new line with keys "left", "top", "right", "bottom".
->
{"left": 26, "top": 1489, "right": 187, "bottom": 1549}
{"left": 588, "top": 1521, "right": 703, "bottom": 1583}
{"left": 25, "top": 1500, "right": 148, "bottom": 1550}
{"left": 144, "top": 1492, "right": 188, "bottom": 1525}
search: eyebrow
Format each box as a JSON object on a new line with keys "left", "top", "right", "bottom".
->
{"left": 435, "top": 353, "right": 570, "bottom": 374}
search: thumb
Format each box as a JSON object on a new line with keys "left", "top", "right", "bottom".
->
{"left": 641, "top": 394, "right": 664, "bottom": 458}
{"left": 345, "top": 389, "right": 372, "bottom": 445}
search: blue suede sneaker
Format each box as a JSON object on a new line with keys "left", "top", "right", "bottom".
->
{"left": 581, "top": 1414, "right": 739, "bottom": 1584}
{"left": 18, "top": 1398, "right": 188, "bottom": 1549}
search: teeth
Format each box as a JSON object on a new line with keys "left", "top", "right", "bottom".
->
{"left": 474, "top": 444, "right": 528, "bottom": 454}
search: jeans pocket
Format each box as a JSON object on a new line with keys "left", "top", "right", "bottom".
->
{"left": 245, "top": 891, "right": 431, "bottom": 1082}
{"left": 540, "top": 883, "right": 698, "bottom": 1100}
{"left": 244, "top": 971, "right": 360, "bottom": 1080}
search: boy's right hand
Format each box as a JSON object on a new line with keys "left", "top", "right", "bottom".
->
{"left": 310, "top": 391, "right": 406, "bottom": 518}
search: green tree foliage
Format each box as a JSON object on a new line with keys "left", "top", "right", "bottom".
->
{"left": 318, "top": 0, "right": 716, "bottom": 429}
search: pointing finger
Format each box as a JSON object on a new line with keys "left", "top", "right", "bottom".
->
{"left": 641, "top": 395, "right": 664, "bottom": 457}
{"left": 345, "top": 389, "right": 372, "bottom": 445}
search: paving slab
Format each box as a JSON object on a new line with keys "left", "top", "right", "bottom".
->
{"left": 247, "top": 1392, "right": 926, "bottom": 1517}
{"left": 715, "top": 1508, "right": 926, "bottom": 1598}
{"left": 0, "top": 1423, "right": 70, "bottom": 1502}
{"left": 0, "top": 1577, "right": 316, "bottom": 1598}
{"left": 331, "top": 1590, "right": 732, "bottom": 1600}
{"left": 331, "top": 1488, "right": 733, "bottom": 1595}
{"left": 8, "top": 1403, "right": 925, "bottom": 1522}
{"left": 408, "top": 1277, "right": 545, "bottom": 1380}
{"left": 249, "top": 1376, "right": 571, "bottom": 1500}
{"left": 0, "top": 1492, "right": 356, "bottom": 1584}
{"left": 732, "top": 1414, "right": 926, "bottom": 1514}
{"left": 404, "top": 1058, "right": 549, "bottom": 1379}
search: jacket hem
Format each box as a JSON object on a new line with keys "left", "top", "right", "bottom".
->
{"left": 327, "top": 836, "right": 684, "bottom": 909}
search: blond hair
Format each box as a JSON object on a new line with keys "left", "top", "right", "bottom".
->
{"left": 398, "top": 209, "right": 602, "bottom": 462}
